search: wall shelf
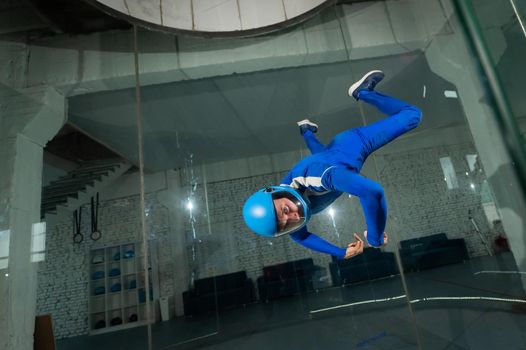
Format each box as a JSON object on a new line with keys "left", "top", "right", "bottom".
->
{"left": 88, "top": 242, "right": 153, "bottom": 334}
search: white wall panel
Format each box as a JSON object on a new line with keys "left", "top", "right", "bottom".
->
{"left": 98, "top": 0, "right": 129, "bottom": 15}
{"left": 125, "top": 0, "right": 162, "bottom": 25}
{"left": 344, "top": 3, "right": 395, "bottom": 49}
{"left": 283, "top": 0, "right": 325, "bottom": 19}
{"left": 238, "top": 0, "right": 285, "bottom": 30}
{"left": 161, "top": 0, "right": 193, "bottom": 30}
{"left": 193, "top": 0, "right": 241, "bottom": 32}
{"left": 96, "top": 0, "right": 330, "bottom": 34}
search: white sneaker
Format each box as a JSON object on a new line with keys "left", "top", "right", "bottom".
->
{"left": 297, "top": 119, "right": 318, "bottom": 135}
{"left": 348, "top": 70, "right": 385, "bottom": 100}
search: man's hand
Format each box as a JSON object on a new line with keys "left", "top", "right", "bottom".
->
{"left": 344, "top": 233, "right": 364, "bottom": 259}
{"left": 363, "top": 230, "right": 388, "bottom": 248}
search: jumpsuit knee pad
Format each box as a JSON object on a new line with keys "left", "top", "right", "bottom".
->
{"left": 403, "top": 106, "right": 422, "bottom": 131}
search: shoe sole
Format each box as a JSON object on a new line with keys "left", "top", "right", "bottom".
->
{"left": 348, "top": 70, "right": 384, "bottom": 97}
{"left": 297, "top": 119, "right": 318, "bottom": 128}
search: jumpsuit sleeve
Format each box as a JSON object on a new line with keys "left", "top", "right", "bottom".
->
{"left": 290, "top": 227, "right": 346, "bottom": 259}
{"left": 323, "top": 167, "right": 387, "bottom": 247}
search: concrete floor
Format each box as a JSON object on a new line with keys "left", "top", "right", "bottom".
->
{"left": 58, "top": 253, "right": 526, "bottom": 350}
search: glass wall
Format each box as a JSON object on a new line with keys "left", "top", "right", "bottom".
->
{"left": 56, "top": 29, "right": 152, "bottom": 348}
{"left": 136, "top": 5, "right": 423, "bottom": 348}
{"left": 134, "top": 1, "right": 526, "bottom": 349}
{"left": 1, "top": 0, "right": 526, "bottom": 350}
{"left": 0, "top": 20, "right": 150, "bottom": 350}
{"left": 470, "top": 0, "right": 526, "bottom": 144}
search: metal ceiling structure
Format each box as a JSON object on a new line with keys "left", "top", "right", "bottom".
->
{"left": 89, "top": 0, "right": 338, "bottom": 37}
{"left": 0, "top": 0, "right": 372, "bottom": 38}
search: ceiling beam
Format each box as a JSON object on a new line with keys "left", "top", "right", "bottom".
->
{"left": 0, "top": 1, "right": 50, "bottom": 35}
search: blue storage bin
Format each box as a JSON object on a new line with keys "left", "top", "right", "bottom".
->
{"left": 109, "top": 268, "right": 121, "bottom": 277}
{"left": 92, "top": 271, "right": 104, "bottom": 280}
{"left": 110, "top": 283, "right": 121, "bottom": 292}
{"left": 123, "top": 250, "right": 135, "bottom": 259}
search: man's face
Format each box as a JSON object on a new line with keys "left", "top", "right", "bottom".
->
{"left": 273, "top": 197, "right": 301, "bottom": 231}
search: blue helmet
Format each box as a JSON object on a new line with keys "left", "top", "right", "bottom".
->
{"left": 242, "top": 186, "right": 310, "bottom": 237}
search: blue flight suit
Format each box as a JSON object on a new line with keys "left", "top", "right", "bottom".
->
{"left": 281, "top": 90, "right": 422, "bottom": 258}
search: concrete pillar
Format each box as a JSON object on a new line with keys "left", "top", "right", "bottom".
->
{"left": 0, "top": 86, "right": 66, "bottom": 350}
{"left": 425, "top": 1, "right": 526, "bottom": 280}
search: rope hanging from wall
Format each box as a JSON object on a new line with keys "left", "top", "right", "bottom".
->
{"left": 73, "top": 208, "right": 83, "bottom": 244}
{"left": 90, "top": 192, "right": 102, "bottom": 241}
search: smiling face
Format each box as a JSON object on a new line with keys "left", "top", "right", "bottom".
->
{"left": 273, "top": 197, "right": 301, "bottom": 232}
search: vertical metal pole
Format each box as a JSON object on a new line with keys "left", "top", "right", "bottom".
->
{"left": 133, "top": 25, "right": 153, "bottom": 350}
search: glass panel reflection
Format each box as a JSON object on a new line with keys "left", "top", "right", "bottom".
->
{"left": 137, "top": 5, "right": 420, "bottom": 349}
{"left": 133, "top": 1, "right": 526, "bottom": 349}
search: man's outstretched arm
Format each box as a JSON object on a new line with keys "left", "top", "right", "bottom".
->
{"left": 323, "top": 167, "right": 387, "bottom": 247}
{"left": 290, "top": 227, "right": 363, "bottom": 259}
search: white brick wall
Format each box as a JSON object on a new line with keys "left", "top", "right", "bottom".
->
{"left": 377, "top": 142, "right": 499, "bottom": 257}
{"left": 144, "top": 195, "right": 173, "bottom": 299}
{"left": 36, "top": 194, "right": 170, "bottom": 339}
{"left": 184, "top": 171, "right": 339, "bottom": 284}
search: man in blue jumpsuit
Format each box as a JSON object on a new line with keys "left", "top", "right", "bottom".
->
{"left": 243, "top": 70, "right": 422, "bottom": 259}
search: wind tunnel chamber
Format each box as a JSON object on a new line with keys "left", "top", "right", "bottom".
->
{"left": 2, "top": 0, "right": 525, "bottom": 350}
